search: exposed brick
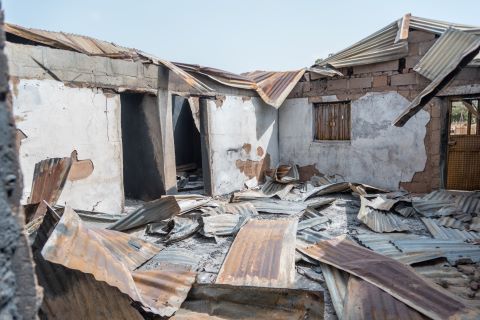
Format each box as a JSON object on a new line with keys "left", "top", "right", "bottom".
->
{"left": 405, "top": 56, "right": 421, "bottom": 69}
{"left": 372, "top": 75, "right": 388, "bottom": 87}
{"left": 327, "top": 79, "right": 348, "bottom": 90}
{"left": 408, "top": 30, "right": 436, "bottom": 43}
{"left": 390, "top": 73, "right": 418, "bottom": 86}
{"left": 353, "top": 60, "right": 399, "bottom": 74}
{"left": 349, "top": 77, "right": 372, "bottom": 89}
{"left": 418, "top": 39, "right": 436, "bottom": 55}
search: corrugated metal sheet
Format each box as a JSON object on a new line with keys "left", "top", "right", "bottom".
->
{"left": 145, "top": 247, "right": 202, "bottom": 270}
{"left": 298, "top": 216, "right": 329, "bottom": 231}
{"left": 357, "top": 196, "right": 409, "bottom": 232}
{"left": 246, "top": 198, "right": 307, "bottom": 215}
{"left": 243, "top": 70, "right": 306, "bottom": 108}
{"left": 414, "top": 28, "right": 480, "bottom": 80}
{"left": 172, "top": 283, "right": 324, "bottom": 319}
{"left": 28, "top": 157, "right": 72, "bottom": 220}
{"left": 470, "top": 217, "right": 480, "bottom": 232}
{"left": 32, "top": 207, "right": 144, "bottom": 319}
{"left": 392, "top": 238, "right": 480, "bottom": 264}
{"left": 438, "top": 216, "right": 466, "bottom": 230}
{"left": 41, "top": 206, "right": 196, "bottom": 317}
{"left": 163, "top": 216, "right": 201, "bottom": 243}
{"left": 367, "top": 196, "right": 400, "bottom": 211}
{"left": 261, "top": 180, "right": 295, "bottom": 199}
{"left": 202, "top": 214, "right": 243, "bottom": 237}
{"left": 343, "top": 276, "right": 426, "bottom": 320}
{"left": 320, "top": 263, "right": 349, "bottom": 319}
{"left": 297, "top": 228, "right": 330, "bottom": 245}
{"left": 216, "top": 218, "right": 297, "bottom": 288}
{"left": 422, "top": 217, "right": 480, "bottom": 241}
{"left": 109, "top": 196, "right": 181, "bottom": 231}
{"left": 412, "top": 190, "right": 457, "bottom": 217}
{"left": 315, "top": 20, "right": 408, "bottom": 68}
{"left": 298, "top": 237, "right": 472, "bottom": 320}
{"left": 394, "top": 29, "right": 480, "bottom": 127}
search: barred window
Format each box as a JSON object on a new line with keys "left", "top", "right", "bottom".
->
{"left": 314, "top": 101, "right": 351, "bottom": 140}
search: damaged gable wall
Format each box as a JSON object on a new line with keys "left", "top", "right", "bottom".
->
{"left": 206, "top": 95, "right": 279, "bottom": 195}
{"left": 285, "top": 30, "right": 480, "bottom": 192}
{"left": 13, "top": 79, "right": 124, "bottom": 213}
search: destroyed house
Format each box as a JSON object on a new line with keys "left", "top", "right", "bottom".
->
{"left": 6, "top": 14, "right": 480, "bottom": 215}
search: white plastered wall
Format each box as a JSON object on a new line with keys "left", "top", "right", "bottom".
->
{"left": 13, "top": 79, "right": 124, "bottom": 213}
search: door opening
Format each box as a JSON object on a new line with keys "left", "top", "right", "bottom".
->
{"left": 121, "top": 93, "right": 164, "bottom": 201}
{"left": 446, "top": 98, "right": 480, "bottom": 190}
{"left": 172, "top": 95, "right": 204, "bottom": 193}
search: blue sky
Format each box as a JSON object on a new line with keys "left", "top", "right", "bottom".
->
{"left": 4, "top": 1, "right": 480, "bottom": 73}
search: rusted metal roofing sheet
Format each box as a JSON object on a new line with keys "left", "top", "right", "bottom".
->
{"left": 343, "top": 276, "right": 427, "bottom": 320}
{"left": 216, "top": 218, "right": 297, "bottom": 288}
{"left": 41, "top": 206, "right": 196, "bottom": 317}
{"left": 298, "top": 216, "right": 329, "bottom": 231}
{"left": 146, "top": 247, "right": 202, "bottom": 270}
{"left": 109, "top": 196, "right": 181, "bottom": 231}
{"left": 392, "top": 238, "right": 480, "bottom": 264}
{"left": 243, "top": 70, "right": 306, "bottom": 108}
{"left": 5, "top": 23, "right": 213, "bottom": 95}
{"left": 28, "top": 157, "right": 72, "bottom": 220}
{"left": 246, "top": 198, "right": 307, "bottom": 215}
{"left": 394, "top": 29, "right": 480, "bottom": 127}
{"left": 32, "top": 207, "right": 145, "bottom": 319}
{"left": 438, "top": 216, "right": 465, "bottom": 230}
{"left": 261, "top": 180, "right": 295, "bottom": 199}
{"left": 357, "top": 196, "right": 408, "bottom": 233}
{"left": 172, "top": 283, "right": 324, "bottom": 319}
{"left": 422, "top": 217, "right": 480, "bottom": 241}
{"left": 202, "top": 214, "right": 244, "bottom": 237}
{"left": 412, "top": 190, "right": 457, "bottom": 217}
{"left": 298, "top": 237, "right": 474, "bottom": 320}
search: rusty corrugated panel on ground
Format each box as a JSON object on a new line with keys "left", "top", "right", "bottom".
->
{"left": 109, "top": 196, "right": 181, "bottom": 231}
{"left": 394, "top": 29, "right": 480, "bottom": 126}
{"left": 357, "top": 196, "right": 409, "bottom": 232}
{"left": 32, "top": 206, "right": 144, "bottom": 319}
{"left": 392, "top": 238, "right": 480, "bottom": 264}
{"left": 246, "top": 198, "right": 307, "bottom": 215}
{"left": 29, "top": 157, "right": 72, "bottom": 220}
{"left": 144, "top": 247, "right": 202, "bottom": 270}
{"left": 412, "top": 190, "right": 457, "bottom": 217}
{"left": 202, "top": 214, "right": 246, "bottom": 238}
{"left": 422, "top": 217, "right": 480, "bottom": 241}
{"left": 42, "top": 207, "right": 196, "bottom": 317}
{"left": 343, "top": 276, "right": 427, "bottom": 320}
{"left": 320, "top": 263, "right": 349, "bottom": 319}
{"left": 216, "top": 218, "right": 297, "bottom": 288}
{"left": 261, "top": 180, "right": 295, "bottom": 199}
{"left": 172, "top": 283, "right": 324, "bottom": 320}
{"left": 298, "top": 237, "right": 475, "bottom": 320}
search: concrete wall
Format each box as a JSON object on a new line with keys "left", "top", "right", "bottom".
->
{"left": 280, "top": 92, "right": 430, "bottom": 190}
{"left": 13, "top": 78, "right": 124, "bottom": 213}
{"left": 207, "top": 95, "right": 279, "bottom": 195}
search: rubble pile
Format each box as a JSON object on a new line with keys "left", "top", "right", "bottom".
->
{"left": 25, "top": 163, "right": 480, "bottom": 319}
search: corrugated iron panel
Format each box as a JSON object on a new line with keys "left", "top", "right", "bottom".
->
{"left": 414, "top": 29, "right": 480, "bottom": 80}
{"left": 298, "top": 237, "right": 472, "bottom": 320}
{"left": 172, "top": 284, "right": 324, "bottom": 319}
{"left": 392, "top": 238, "right": 480, "bottom": 264}
{"left": 41, "top": 207, "right": 195, "bottom": 317}
{"left": 28, "top": 157, "right": 72, "bottom": 220}
{"left": 471, "top": 217, "right": 480, "bottom": 232}
{"left": 109, "top": 196, "right": 181, "bottom": 231}
{"left": 216, "top": 218, "right": 297, "bottom": 288}
{"left": 343, "top": 276, "right": 426, "bottom": 320}
{"left": 297, "top": 228, "right": 329, "bottom": 245}
{"left": 315, "top": 20, "right": 408, "bottom": 68}
{"left": 357, "top": 196, "right": 409, "bottom": 232}
{"left": 244, "top": 69, "right": 306, "bottom": 108}
{"left": 261, "top": 180, "right": 295, "bottom": 199}
{"left": 438, "top": 216, "right": 465, "bottom": 230}
{"left": 394, "top": 29, "right": 480, "bottom": 127}
{"left": 320, "top": 263, "right": 349, "bottom": 319}
{"left": 298, "top": 216, "right": 329, "bottom": 231}
{"left": 202, "top": 214, "right": 242, "bottom": 237}
{"left": 146, "top": 247, "right": 202, "bottom": 270}
{"left": 412, "top": 190, "right": 457, "bottom": 217}
{"left": 246, "top": 198, "right": 307, "bottom": 215}
{"left": 422, "top": 217, "right": 480, "bottom": 241}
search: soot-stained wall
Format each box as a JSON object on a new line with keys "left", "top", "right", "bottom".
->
{"left": 280, "top": 92, "right": 430, "bottom": 190}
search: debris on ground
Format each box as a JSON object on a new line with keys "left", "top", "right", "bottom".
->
{"left": 25, "top": 163, "right": 480, "bottom": 319}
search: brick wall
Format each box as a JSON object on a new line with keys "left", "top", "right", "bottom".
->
{"left": 288, "top": 29, "right": 480, "bottom": 192}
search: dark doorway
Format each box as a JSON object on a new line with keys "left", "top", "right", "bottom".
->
{"left": 121, "top": 93, "right": 164, "bottom": 200}
{"left": 446, "top": 98, "right": 480, "bottom": 190}
{"left": 172, "top": 95, "right": 204, "bottom": 192}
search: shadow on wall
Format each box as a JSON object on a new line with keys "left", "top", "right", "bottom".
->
{"left": 121, "top": 93, "right": 164, "bottom": 201}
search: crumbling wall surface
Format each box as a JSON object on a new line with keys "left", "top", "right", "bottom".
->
{"left": 207, "top": 95, "right": 279, "bottom": 195}
{"left": 0, "top": 7, "right": 39, "bottom": 319}
{"left": 13, "top": 78, "right": 124, "bottom": 213}
{"left": 279, "top": 92, "right": 430, "bottom": 190}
